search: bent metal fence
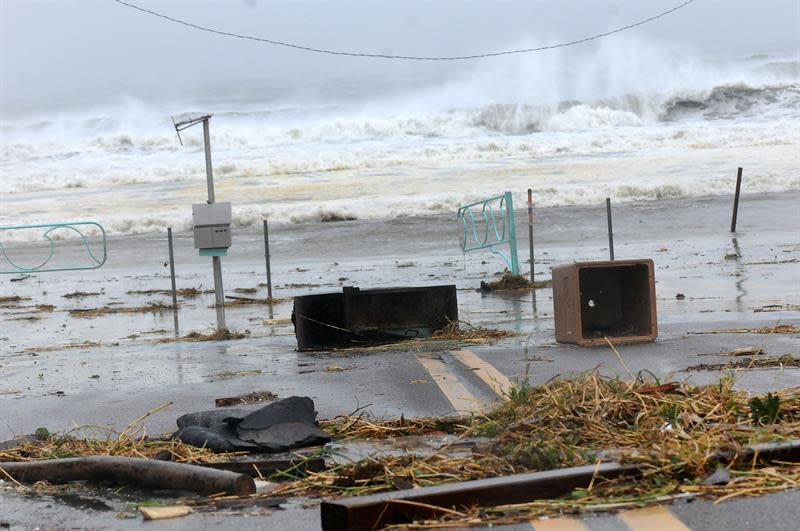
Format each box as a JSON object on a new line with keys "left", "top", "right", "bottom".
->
{"left": 457, "top": 192, "right": 519, "bottom": 275}
{"left": 0, "top": 221, "right": 107, "bottom": 274}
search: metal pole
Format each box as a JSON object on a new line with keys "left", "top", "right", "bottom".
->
{"left": 504, "top": 192, "right": 520, "bottom": 275}
{"left": 167, "top": 227, "right": 179, "bottom": 336}
{"left": 212, "top": 255, "right": 225, "bottom": 329}
{"left": 730, "top": 167, "right": 743, "bottom": 233}
{"left": 263, "top": 219, "right": 273, "bottom": 301}
{"left": 203, "top": 118, "right": 215, "bottom": 203}
{"left": 527, "top": 189, "right": 534, "bottom": 282}
{"left": 202, "top": 117, "right": 225, "bottom": 330}
{"left": 606, "top": 197, "right": 615, "bottom": 261}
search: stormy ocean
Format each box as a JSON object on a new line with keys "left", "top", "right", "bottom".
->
{"left": 1, "top": 3, "right": 798, "bottom": 241}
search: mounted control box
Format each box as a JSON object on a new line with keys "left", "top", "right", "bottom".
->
{"left": 192, "top": 202, "right": 232, "bottom": 250}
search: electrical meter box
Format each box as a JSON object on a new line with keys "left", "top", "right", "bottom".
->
{"left": 192, "top": 202, "right": 232, "bottom": 254}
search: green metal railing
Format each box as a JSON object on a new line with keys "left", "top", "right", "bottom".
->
{"left": 457, "top": 192, "right": 519, "bottom": 274}
{"left": 0, "top": 221, "right": 107, "bottom": 274}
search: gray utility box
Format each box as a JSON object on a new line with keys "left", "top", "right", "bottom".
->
{"left": 192, "top": 202, "right": 232, "bottom": 249}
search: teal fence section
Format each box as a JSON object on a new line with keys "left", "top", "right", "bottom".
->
{"left": 0, "top": 221, "right": 107, "bottom": 274}
{"left": 457, "top": 192, "right": 519, "bottom": 275}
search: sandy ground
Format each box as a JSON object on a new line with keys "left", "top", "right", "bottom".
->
{"left": 0, "top": 190, "right": 798, "bottom": 529}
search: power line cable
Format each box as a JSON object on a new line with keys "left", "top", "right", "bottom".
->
{"left": 111, "top": 0, "right": 696, "bottom": 61}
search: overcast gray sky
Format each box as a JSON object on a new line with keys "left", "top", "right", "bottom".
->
{"left": 1, "top": 0, "right": 798, "bottom": 113}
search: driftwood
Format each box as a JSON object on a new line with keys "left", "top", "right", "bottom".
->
{"left": 0, "top": 456, "right": 255, "bottom": 496}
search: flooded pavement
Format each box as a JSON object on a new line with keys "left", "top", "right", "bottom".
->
{"left": 1, "top": 191, "right": 799, "bottom": 528}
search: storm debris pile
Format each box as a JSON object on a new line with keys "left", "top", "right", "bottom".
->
{"left": 431, "top": 321, "right": 516, "bottom": 341}
{"left": 480, "top": 271, "right": 552, "bottom": 291}
{"left": 274, "top": 374, "right": 800, "bottom": 526}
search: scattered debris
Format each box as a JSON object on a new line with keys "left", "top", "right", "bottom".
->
{"left": 62, "top": 291, "right": 102, "bottom": 299}
{"left": 126, "top": 288, "right": 205, "bottom": 298}
{"left": 273, "top": 373, "right": 800, "bottom": 529}
{"left": 233, "top": 288, "right": 258, "bottom": 294}
{"left": 687, "top": 354, "right": 799, "bottom": 371}
{"left": 69, "top": 302, "right": 173, "bottom": 318}
{"left": 705, "top": 324, "right": 800, "bottom": 335}
{"left": 10, "top": 275, "right": 31, "bottom": 282}
{"left": 24, "top": 341, "right": 102, "bottom": 353}
{"left": 480, "top": 271, "right": 551, "bottom": 291}
{"left": 676, "top": 293, "right": 686, "bottom": 300}
{"left": 222, "top": 295, "right": 285, "bottom": 306}
{"left": 140, "top": 505, "right": 192, "bottom": 521}
{"left": 0, "top": 296, "right": 30, "bottom": 304}
{"left": 157, "top": 329, "right": 246, "bottom": 343}
{"left": 208, "top": 369, "right": 262, "bottom": 381}
{"left": 215, "top": 391, "right": 277, "bottom": 407}
{"left": 432, "top": 321, "right": 516, "bottom": 341}
{"left": 174, "top": 396, "right": 331, "bottom": 453}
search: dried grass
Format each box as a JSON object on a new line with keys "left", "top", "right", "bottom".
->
{"left": 483, "top": 272, "right": 551, "bottom": 291}
{"left": 126, "top": 288, "right": 206, "bottom": 298}
{"left": 217, "top": 296, "right": 286, "bottom": 307}
{"left": 0, "top": 403, "right": 236, "bottom": 466}
{"left": 62, "top": 291, "right": 102, "bottom": 299}
{"left": 432, "top": 321, "right": 517, "bottom": 341}
{"left": 709, "top": 324, "right": 800, "bottom": 335}
{"left": 0, "top": 295, "right": 29, "bottom": 304}
{"left": 69, "top": 301, "right": 173, "bottom": 318}
{"left": 687, "top": 354, "right": 799, "bottom": 371}
{"left": 273, "top": 373, "right": 800, "bottom": 527}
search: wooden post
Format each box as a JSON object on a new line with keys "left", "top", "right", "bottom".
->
{"left": 731, "top": 167, "right": 743, "bottom": 232}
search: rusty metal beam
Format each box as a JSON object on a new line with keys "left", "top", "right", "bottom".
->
{"left": 320, "top": 462, "right": 639, "bottom": 531}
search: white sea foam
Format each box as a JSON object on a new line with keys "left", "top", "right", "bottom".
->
{"left": 1, "top": 41, "right": 798, "bottom": 240}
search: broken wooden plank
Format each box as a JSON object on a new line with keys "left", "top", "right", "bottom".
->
{"left": 320, "top": 462, "right": 639, "bottom": 531}
{"left": 140, "top": 505, "right": 192, "bottom": 521}
{"left": 0, "top": 456, "right": 255, "bottom": 496}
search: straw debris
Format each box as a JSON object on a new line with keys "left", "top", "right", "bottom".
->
{"left": 273, "top": 373, "right": 800, "bottom": 527}
{"left": 0, "top": 295, "right": 29, "bottom": 304}
{"left": 482, "top": 272, "right": 551, "bottom": 291}
{"left": 62, "top": 291, "right": 101, "bottom": 299}
{"left": 432, "top": 321, "right": 516, "bottom": 341}
{"left": 69, "top": 301, "right": 173, "bottom": 318}
{"left": 687, "top": 354, "right": 799, "bottom": 371}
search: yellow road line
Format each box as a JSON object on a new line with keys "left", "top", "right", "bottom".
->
{"left": 530, "top": 516, "right": 589, "bottom": 531}
{"left": 415, "top": 353, "right": 485, "bottom": 413}
{"left": 451, "top": 349, "right": 513, "bottom": 398}
{"left": 618, "top": 505, "right": 691, "bottom": 531}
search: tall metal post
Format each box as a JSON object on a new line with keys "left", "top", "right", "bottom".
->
{"left": 527, "top": 189, "right": 534, "bottom": 281}
{"left": 263, "top": 219, "right": 273, "bottom": 301}
{"left": 504, "top": 192, "right": 520, "bottom": 275}
{"left": 167, "top": 227, "right": 179, "bottom": 336}
{"left": 203, "top": 117, "right": 225, "bottom": 330}
{"left": 606, "top": 197, "right": 615, "bottom": 261}
{"left": 730, "top": 167, "right": 743, "bottom": 233}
